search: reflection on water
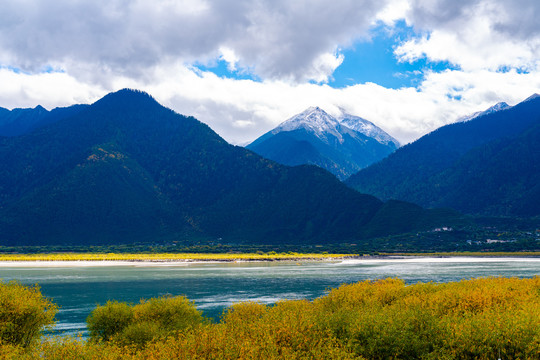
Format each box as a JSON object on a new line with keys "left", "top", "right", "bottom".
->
{"left": 0, "top": 257, "right": 538, "bottom": 336}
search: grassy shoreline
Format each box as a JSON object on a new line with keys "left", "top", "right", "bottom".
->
{"left": 0, "top": 252, "right": 357, "bottom": 262}
{"left": 0, "top": 251, "right": 539, "bottom": 262}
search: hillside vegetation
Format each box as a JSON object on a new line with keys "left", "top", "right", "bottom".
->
{"left": 347, "top": 96, "right": 540, "bottom": 217}
{"left": 0, "top": 89, "right": 457, "bottom": 246}
{"left": 1, "top": 277, "right": 539, "bottom": 359}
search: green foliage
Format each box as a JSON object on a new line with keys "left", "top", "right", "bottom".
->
{"left": 87, "top": 301, "right": 134, "bottom": 342}
{"left": 115, "top": 321, "right": 162, "bottom": 349}
{"left": 87, "top": 295, "right": 203, "bottom": 348}
{"left": 132, "top": 295, "right": 203, "bottom": 333}
{"left": 0, "top": 281, "right": 57, "bottom": 347}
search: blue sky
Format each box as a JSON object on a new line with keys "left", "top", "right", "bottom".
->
{"left": 329, "top": 21, "right": 460, "bottom": 89}
{"left": 0, "top": 0, "right": 539, "bottom": 144}
{"left": 195, "top": 20, "right": 460, "bottom": 90}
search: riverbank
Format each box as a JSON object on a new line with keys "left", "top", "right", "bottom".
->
{"left": 0, "top": 251, "right": 539, "bottom": 263}
{"left": 0, "top": 252, "right": 358, "bottom": 263}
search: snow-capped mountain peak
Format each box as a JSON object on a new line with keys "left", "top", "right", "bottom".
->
{"left": 336, "top": 112, "right": 400, "bottom": 148}
{"left": 247, "top": 106, "right": 401, "bottom": 180}
{"left": 523, "top": 93, "right": 540, "bottom": 103}
{"left": 274, "top": 106, "right": 344, "bottom": 142}
{"left": 458, "top": 102, "right": 511, "bottom": 122}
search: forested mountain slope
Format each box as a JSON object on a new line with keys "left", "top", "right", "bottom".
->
{"left": 0, "top": 89, "right": 456, "bottom": 245}
{"left": 347, "top": 95, "right": 540, "bottom": 216}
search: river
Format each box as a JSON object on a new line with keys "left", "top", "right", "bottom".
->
{"left": 0, "top": 257, "right": 539, "bottom": 336}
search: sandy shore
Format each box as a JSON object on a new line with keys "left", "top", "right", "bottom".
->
{"left": 0, "top": 257, "right": 353, "bottom": 267}
{"left": 0, "top": 256, "right": 538, "bottom": 267}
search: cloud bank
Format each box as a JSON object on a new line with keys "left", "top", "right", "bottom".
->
{"left": 1, "top": 0, "right": 539, "bottom": 145}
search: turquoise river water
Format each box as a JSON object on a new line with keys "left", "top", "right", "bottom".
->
{"left": 0, "top": 257, "right": 539, "bottom": 336}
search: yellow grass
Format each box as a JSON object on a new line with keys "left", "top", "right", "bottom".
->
{"left": 0, "top": 252, "right": 357, "bottom": 262}
{"left": 0, "top": 251, "right": 538, "bottom": 262}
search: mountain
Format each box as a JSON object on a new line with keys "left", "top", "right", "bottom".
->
{"left": 0, "top": 89, "right": 456, "bottom": 246}
{"left": 347, "top": 95, "right": 540, "bottom": 216}
{"left": 246, "top": 107, "right": 398, "bottom": 180}
{"left": 336, "top": 111, "right": 400, "bottom": 148}
{"left": 0, "top": 104, "right": 88, "bottom": 136}
{"left": 0, "top": 105, "right": 49, "bottom": 136}
{"left": 456, "top": 102, "right": 510, "bottom": 122}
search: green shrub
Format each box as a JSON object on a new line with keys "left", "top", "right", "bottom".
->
{"left": 87, "top": 295, "right": 203, "bottom": 348}
{"left": 132, "top": 295, "right": 202, "bottom": 333}
{"left": 0, "top": 281, "right": 57, "bottom": 347}
{"left": 86, "top": 301, "right": 134, "bottom": 342}
{"left": 114, "top": 321, "right": 163, "bottom": 349}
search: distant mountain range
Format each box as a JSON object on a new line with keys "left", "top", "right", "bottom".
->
{"left": 247, "top": 107, "right": 399, "bottom": 180}
{"left": 456, "top": 102, "right": 510, "bottom": 123}
{"left": 0, "top": 89, "right": 454, "bottom": 246}
{"left": 0, "top": 104, "right": 88, "bottom": 136}
{"left": 347, "top": 94, "right": 540, "bottom": 217}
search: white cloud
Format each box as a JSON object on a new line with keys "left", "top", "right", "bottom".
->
{"left": 0, "top": 0, "right": 391, "bottom": 83}
{"left": 375, "top": 0, "right": 411, "bottom": 25}
{"left": 1, "top": 0, "right": 539, "bottom": 148}
{"left": 219, "top": 47, "right": 240, "bottom": 72}
{"left": 302, "top": 52, "right": 345, "bottom": 84}
{"left": 3, "top": 63, "right": 538, "bottom": 146}
{"left": 396, "top": 0, "right": 540, "bottom": 71}
{"left": 0, "top": 68, "right": 104, "bottom": 109}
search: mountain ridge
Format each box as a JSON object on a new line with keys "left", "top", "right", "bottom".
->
{"left": 0, "top": 89, "right": 456, "bottom": 246}
{"left": 346, "top": 95, "right": 540, "bottom": 216}
{"left": 247, "top": 107, "right": 398, "bottom": 180}
{"left": 336, "top": 111, "right": 400, "bottom": 148}
{"left": 0, "top": 103, "right": 89, "bottom": 137}
{"left": 456, "top": 102, "right": 510, "bottom": 123}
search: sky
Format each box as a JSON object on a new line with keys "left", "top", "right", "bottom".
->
{"left": 0, "top": 0, "right": 539, "bottom": 145}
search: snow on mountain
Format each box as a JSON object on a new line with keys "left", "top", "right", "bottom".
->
{"left": 247, "top": 106, "right": 401, "bottom": 180}
{"left": 523, "top": 93, "right": 540, "bottom": 103}
{"left": 271, "top": 106, "right": 400, "bottom": 149}
{"left": 457, "top": 102, "right": 511, "bottom": 123}
{"left": 273, "top": 106, "right": 345, "bottom": 143}
{"left": 335, "top": 111, "right": 400, "bottom": 148}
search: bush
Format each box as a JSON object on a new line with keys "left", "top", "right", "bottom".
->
{"left": 0, "top": 281, "right": 57, "bottom": 347}
{"left": 5, "top": 277, "right": 540, "bottom": 359}
{"left": 115, "top": 321, "right": 163, "bottom": 349}
{"left": 132, "top": 295, "right": 203, "bottom": 333}
{"left": 314, "top": 277, "right": 540, "bottom": 360}
{"left": 87, "top": 295, "right": 203, "bottom": 348}
{"left": 87, "top": 300, "right": 134, "bottom": 342}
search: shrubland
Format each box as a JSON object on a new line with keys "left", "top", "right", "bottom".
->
{"left": 87, "top": 295, "right": 204, "bottom": 348}
{"left": 0, "top": 281, "right": 57, "bottom": 347}
{"left": 1, "top": 277, "right": 539, "bottom": 359}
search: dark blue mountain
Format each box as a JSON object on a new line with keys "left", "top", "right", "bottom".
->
{"left": 0, "top": 104, "right": 88, "bottom": 136}
{"left": 347, "top": 94, "right": 540, "bottom": 216}
{"left": 0, "top": 89, "right": 456, "bottom": 246}
{"left": 247, "top": 107, "right": 399, "bottom": 180}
